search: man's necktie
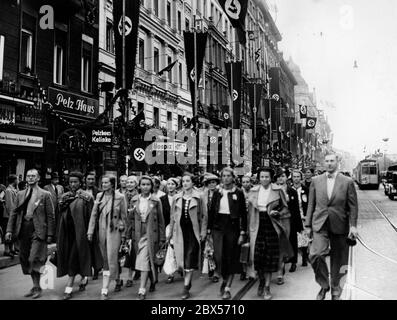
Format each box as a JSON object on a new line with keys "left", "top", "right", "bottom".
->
{"left": 20, "top": 188, "right": 33, "bottom": 217}
{"left": 54, "top": 185, "right": 58, "bottom": 197}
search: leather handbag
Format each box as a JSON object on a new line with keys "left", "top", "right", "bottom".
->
{"left": 239, "top": 242, "right": 250, "bottom": 264}
{"left": 154, "top": 242, "right": 168, "bottom": 267}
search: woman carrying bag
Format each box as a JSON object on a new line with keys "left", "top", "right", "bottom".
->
{"left": 126, "top": 176, "right": 165, "bottom": 300}
{"left": 168, "top": 172, "right": 208, "bottom": 300}
{"left": 87, "top": 175, "right": 127, "bottom": 300}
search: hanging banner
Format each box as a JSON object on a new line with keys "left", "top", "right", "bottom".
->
{"left": 113, "top": 0, "right": 140, "bottom": 89}
{"left": 306, "top": 117, "right": 317, "bottom": 129}
{"left": 247, "top": 83, "right": 263, "bottom": 113}
{"left": 299, "top": 104, "right": 307, "bottom": 119}
{"left": 184, "top": 32, "right": 208, "bottom": 112}
{"left": 221, "top": 105, "right": 231, "bottom": 127}
{"left": 225, "top": 61, "right": 242, "bottom": 128}
{"left": 218, "top": 0, "right": 249, "bottom": 44}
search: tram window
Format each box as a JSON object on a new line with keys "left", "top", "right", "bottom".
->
{"left": 362, "top": 167, "right": 377, "bottom": 174}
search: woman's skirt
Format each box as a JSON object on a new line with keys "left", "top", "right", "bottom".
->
{"left": 135, "top": 236, "right": 151, "bottom": 272}
{"left": 180, "top": 214, "right": 199, "bottom": 270}
{"left": 254, "top": 212, "right": 280, "bottom": 273}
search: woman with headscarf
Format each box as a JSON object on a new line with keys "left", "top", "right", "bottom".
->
{"left": 168, "top": 172, "right": 208, "bottom": 300}
{"left": 126, "top": 176, "right": 165, "bottom": 300}
{"left": 247, "top": 167, "right": 293, "bottom": 300}
{"left": 124, "top": 175, "right": 139, "bottom": 287}
{"left": 87, "top": 175, "right": 127, "bottom": 300}
{"left": 160, "top": 177, "right": 180, "bottom": 284}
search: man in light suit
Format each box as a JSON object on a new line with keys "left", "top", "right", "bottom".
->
{"left": 305, "top": 153, "right": 358, "bottom": 300}
{"left": 5, "top": 169, "right": 55, "bottom": 299}
{"left": 44, "top": 172, "right": 64, "bottom": 239}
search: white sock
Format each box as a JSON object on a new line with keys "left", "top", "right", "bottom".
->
{"left": 224, "top": 286, "right": 231, "bottom": 293}
{"left": 138, "top": 287, "right": 146, "bottom": 295}
{"left": 64, "top": 287, "right": 73, "bottom": 294}
{"left": 101, "top": 288, "right": 108, "bottom": 295}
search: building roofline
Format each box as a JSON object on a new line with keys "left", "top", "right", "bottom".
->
{"left": 254, "top": 0, "right": 282, "bottom": 42}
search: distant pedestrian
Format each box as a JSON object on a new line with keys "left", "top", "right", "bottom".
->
{"left": 3, "top": 174, "right": 19, "bottom": 257}
{"left": 57, "top": 172, "right": 95, "bottom": 300}
{"left": 5, "top": 169, "right": 55, "bottom": 299}
{"left": 44, "top": 172, "right": 64, "bottom": 239}
{"left": 168, "top": 172, "right": 208, "bottom": 300}
{"left": 127, "top": 176, "right": 165, "bottom": 300}
{"left": 87, "top": 175, "right": 127, "bottom": 300}
{"left": 305, "top": 153, "right": 358, "bottom": 300}
{"left": 117, "top": 175, "right": 128, "bottom": 195}
{"left": 303, "top": 169, "right": 314, "bottom": 189}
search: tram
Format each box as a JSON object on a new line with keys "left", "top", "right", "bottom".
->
{"left": 354, "top": 159, "right": 380, "bottom": 190}
{"left": 384, "top": 165, "right": 397, "bottom": 196}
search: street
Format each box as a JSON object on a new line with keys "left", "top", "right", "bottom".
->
{"left": 1, "top": 185, "right": 397, "bottom": 300}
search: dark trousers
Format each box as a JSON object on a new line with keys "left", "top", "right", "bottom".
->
{"left": 309, "top": 220, "right": 349, "bottom": 296}
{"left": 19, "top": 220, "right": 47, "bottom": 275}
{"left": 289, "top": 229, "right": 298, "bottom": 264}
{"left": 213, "top": 216, "right": 240, "bottom": 279}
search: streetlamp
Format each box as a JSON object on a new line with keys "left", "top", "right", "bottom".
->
{"left": 383, "top": 138, "right": 389, "bottom": 171}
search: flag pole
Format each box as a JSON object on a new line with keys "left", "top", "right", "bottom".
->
{"left": 193, "top": 15, "right": 197, "bottom": 121}
{"left": 122, "top": 0, "right": 128, "bottom": 175}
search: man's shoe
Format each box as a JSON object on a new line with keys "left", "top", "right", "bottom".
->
{"left": 212, "top": 275, "right": 220, "bottom": 283}
{"left": 114, "top": 279, "right": 123, "bottom": 292}
{"left": 32, "top": 288, "right": 42, "bottom": 299}
{"left": 302, "top": 261, "right": 308, "bottom": 267}
{"left": 126, "top": 280, "right": 133, "bottom": 287}
{"left": 63, "top": 293, "right": 72, "bottom": 300}
{"left": 316, "top": 287, "right": 330, "bottom": 300}
{"left": 263, "top": 287, "right": 272, "bottom": 300}
{"left": 240, "top": 272, "right": 247, "bottom": 281}
{"left": 222, "top": 290, "right": 232, "bottom": 300}
{"left": 277, "top": 277, "right": 284, "bottom": 285}
{"left": 24, "top": 288, "right": 35, "bottom": 298}
{"left": 289, "top": 263, "right": 297, "bottom": 272}
{"left": 149, "top": 282, "right": 156, "bottom": 292}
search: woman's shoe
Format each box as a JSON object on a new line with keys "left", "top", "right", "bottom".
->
{"left": 114, "top": 279, "right": 123, "bottom": 292}
{"left": 166, "top": 276, "right": 174, "bottom": 284}
{"left": 257, "top": 282, "right": 265, "bottom": 297}
{"left": 212, "top": 275, "right": 220, "bottom": 283}
{"left": 220, "top": 282, "right": 226, "bottom": 296}
{"left": 263, "top": 287, "right": 272, "bottom": 300}
{"left": 63, "top": 293, "right": 72, "bottom": 300}
{"left": 277, "top": 277, "right": 284, "bottom": 285}
{"left": 240, "top": 272, "right": 247, "bottom": 281}
{"left": 181, "top": 285, "right": 190, "bottom": 300}
{"left": 222, "top": 290, "right": 232, "bottom": 300}
{"left": 79, "top": 279, "right": 88, "bottom": 291}
{"left": 101, "top": 293, "right": 109, "bottom": 300}
{"left": 138, "top": 293, "right": 145, "bottom": 300}
{"left": 149, "top": 282, "right": 156, "bottom": 292}
{"left": 126, "top": 280, "right": 133, "bottom": 287}
{"left": 289, "top": 263, "right": 297, "bottom": 273}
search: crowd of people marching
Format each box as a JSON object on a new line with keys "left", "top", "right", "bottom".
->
{"left": 0, "top": 166, "right": 332, "bottom": 300}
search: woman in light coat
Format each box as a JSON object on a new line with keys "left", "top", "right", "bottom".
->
{"left": 126, "top": 176, "right": 165, "bottom": 300}
{"left": 168, "top": 172, "right": 208, "bottom": 300}
{"left": 87, "top": 175, "right": 127, "bottom": 300}
{"left": 247, "top": 168, "right": 293, "bottom": 300}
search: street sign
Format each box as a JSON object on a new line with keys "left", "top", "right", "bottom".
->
{"left": 152, "top": 142, "right": 187, "bottom": 152}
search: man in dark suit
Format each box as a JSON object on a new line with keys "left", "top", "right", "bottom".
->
{"left": 305, "top": 153, "right": 358, "bottom": 300}
{"left": 44, "top": 172, "right": 64, "bottom": 239}
{"left": 5, "top": 169, "right": 55, "bottom": 299}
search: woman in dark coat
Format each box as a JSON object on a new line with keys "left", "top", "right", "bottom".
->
{"left": 208, "top": 168, "right": 247, "bottom": 300}
{"left": 126, "top": 176, "right": 165, "bottom": 300}
{"left": 57, "top": 172, "right": 96, "bottom": 300}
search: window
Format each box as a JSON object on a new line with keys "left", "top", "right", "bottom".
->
{"left": 167, "top": 56, "right": 172, "bottom": 82}
{"left": 20, "top": 29, "right": 33, "bottom": 73}
{"left": 179, "top": 63, "right": 183, "bottom": 88}
{"left": 138, "top": 38, "right": 145, "bottom": 68}
{"left": 153, "top": 0, "right": 159, "bottom": 16}
{"left": 185, "top": 18, "right": 190, "bottom": 31}
{"left": 0, "top": 35, "right": 4, "bottom": 81}
{"left": 53, "top": 30, "right": 66, "bottom": 85}
{"left": 167, "top": 111, "right": 173, "bottom": 131}
{"left": 177, "top": 11, "right": 181, "bottom": 33}
{"left": 106, "top": 19, "right": 114, "bottom": 53}
{"left": 178, "top": 115, "right": 183, "bottom": 131}
{"left": 153, "top": 47, "right": 159, "bottom": 73}
{"left": 138, "top": 101, "right": 144, "bottom": 113}
{"left": 153, "top": 107, "right": 159, "bottom": 127}
{"left": 167, "top": 1, "right": 171, "bottom": 26}
{"left": 81, "top": 40, "right": 93, "bottom": 92}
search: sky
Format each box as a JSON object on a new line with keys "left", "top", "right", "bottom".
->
{"left": 266, "top": 0, "right": 397, "bottom": 161}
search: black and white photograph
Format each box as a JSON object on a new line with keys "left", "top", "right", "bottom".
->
{"left": 0, "top": 0, "right": 397, "bottom": 307}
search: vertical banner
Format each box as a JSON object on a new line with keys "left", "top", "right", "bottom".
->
{"left": 184, "top": 32, "right": 208, "bottom": 113}
{"left": 113, "top": 0, "right": 140, "bottom": 89}
{"left": 218, "top": 0, "right": 248, "bottom": 44}
{"left": 221, "top": 105, "right": 231, "bottom": 127}
{"left": 225, "top": 61, "right": 242, "bottom": 128}
{"left": 247, "top": 83, "right": 263, "bottom": 113}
